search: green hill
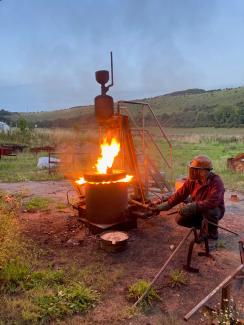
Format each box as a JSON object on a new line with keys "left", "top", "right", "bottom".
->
{"left": 2, "top": 86, "right": 244, "bottom": 127}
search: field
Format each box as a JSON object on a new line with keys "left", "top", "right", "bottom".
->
{"left": 163, "top": 127, "right": 244, "bottom": 191}
{"left": 0, "top": 127, "right": 243, "bottom": 190}
{"left": 0, "top": 127, "right": 243, "bottom": 324}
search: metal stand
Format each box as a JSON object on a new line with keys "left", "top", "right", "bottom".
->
{"left": 184, "top": 219, "right": 211, "bottom": 273}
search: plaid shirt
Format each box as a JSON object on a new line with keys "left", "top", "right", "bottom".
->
{"left": 168, "top": 173, "right": 225, "bottom": 216}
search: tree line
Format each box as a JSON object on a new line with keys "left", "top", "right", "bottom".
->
{"left": 1, "top": 103, "right": 244, "bottom": 129}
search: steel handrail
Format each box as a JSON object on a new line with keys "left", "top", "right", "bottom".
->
{"left": 117, "top": 100, "right": 172, "bottom": 170}
{"left": 132, "top": 128, "right": 172, "bottom": 169}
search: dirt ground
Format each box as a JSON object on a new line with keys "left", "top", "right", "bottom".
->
{"left": 0, "top": 180, "right": 244, "bottom": 324}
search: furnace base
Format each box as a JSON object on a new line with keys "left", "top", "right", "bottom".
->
{"left": 77, "top": 206, "right": 138, "bottom": 234}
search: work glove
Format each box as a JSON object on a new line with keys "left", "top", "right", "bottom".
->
{"left": 179, "top": 202, "right": 197, "bottom": 217}
{"left": 150, "top": 202, "right": 171, "bottom": 214}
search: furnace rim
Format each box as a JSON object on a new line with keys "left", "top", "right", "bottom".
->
{"left": 84, "top": 170, "right": 126, "bottom": 183}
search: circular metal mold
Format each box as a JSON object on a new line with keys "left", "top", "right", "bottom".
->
{"left": 84, "top": 170, "right": 126, "bottom": 183}
{"left": 99, "top": 231, "right": 129, "bottom": 252}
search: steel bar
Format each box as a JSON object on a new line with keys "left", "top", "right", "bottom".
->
{"left": 184, "top": 228, "right": 201, "bottom": 273}
{"left": 133, "top": 228, "right": 193, "bottom": 308}
{"left": 129, "top": 199, "right": 149, "bottom": 209}
{"left": 165, "top": 213, "right": 240, "bottom": 236}
{"left": 207, "top": 220, "right": 239, "bottom": 236}
{"left": 184, "top": 264, "right": 244, "bottom": 321}
{"left": 239, "top": 241, "right": 244, "bottom": 264}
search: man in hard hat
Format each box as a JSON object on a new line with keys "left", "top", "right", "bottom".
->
{"left": 153, "top": 155, "right": 225, "bottom": 240}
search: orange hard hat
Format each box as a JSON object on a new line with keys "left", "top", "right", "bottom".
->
{"left": 189, "top": 155, "right": 213, "bottom": 170}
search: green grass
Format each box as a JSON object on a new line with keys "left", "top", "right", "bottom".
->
{"left": 146, "top": 87, "right": 244, "bottom": 113}
{"left": 56, "top": 202, "right": 68, "bottom": 211}
{"left": 0, "top": 152, "right": 63, "bottom": 182}
{"left": 0, "top": 261, "right": 65, "bottom": 293}
{"left": 0, "top": 128, "right": 52, "bottom": 147}
{"left": 24, "top": 196, "right": 52, "bottom": 212}
{"left": 0, "top": 261, "right": 30, "bottom": 293}
{"left": 70, "top": 262, "right": 124, "bottom": 293}
{"left": 0, "top": 192, "right": 100, "bottom": 324}
{"left": 169, "top": 269, "right": 187, "bottom": 288}
{"left": 159, "top": 134, "right": 244, "bottom": 191}
{"left": 34, "top": 283, "right": 98, "bottom": 322}
{"left": 215, "top": 240, "right": 226, "bottom": 250}
{"left": 127, "top": 279, "right": 160, "bottom": 310}
{"left": 0, "top": 260, "right": 97, "bottom": 323}
{"left": 0, "top": 193, "right": 27, "bottom": 268}
{"left": 0, "top": 127, "right": 243, "bottom": 190}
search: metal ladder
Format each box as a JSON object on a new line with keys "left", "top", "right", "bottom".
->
{"left": 117, "top": 100, "right": 173, "bottom": 197}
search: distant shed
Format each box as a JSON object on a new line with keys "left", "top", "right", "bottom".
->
{"left": 0, "top": 121, "right": 10, "bottom": 133}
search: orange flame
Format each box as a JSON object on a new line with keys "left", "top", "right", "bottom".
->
{"left": 75, "top": 137, "right": 133, "bottom": 185}
{"left": 95, "top": 138, "right": 120, "bottom": 174}
{"left": 76, "top": 174, "right": 133, "bottom": 185}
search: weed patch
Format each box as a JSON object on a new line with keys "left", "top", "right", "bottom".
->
{"left": 33, "top": 283, "right": 98, "bottom": 322}
{"left": 0, "top": 261, "right": 65, "bottom": 294}
{"left": 215, "top": 239, "right": 226, "bottom": 250}
{"left": 56, "top": 203, "right": 67, "bottom": 211}
{"left": 169, "top": 269, "right": 188, "bottom": 288}
{"left": 24, "top": 196, "right": 52, "bottom": 212}
{"left": 127, "top": 279, "right": 160, "bottom": 310}
{"left": 0, "top": 260, "right": 30, "bottom": 293}
{"left": 0, "top": 193, "right": 27, "bottom": 269}
{"left": 0, "top": 282, "right": 99, "bottom": 324}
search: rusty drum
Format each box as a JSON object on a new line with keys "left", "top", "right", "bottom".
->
{"left": 84, "top": 171, "right": 128, "bottom": 225}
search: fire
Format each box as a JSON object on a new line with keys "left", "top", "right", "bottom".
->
{"left": 76, "top": 174, "right": 133, "bottom": 185}
{"left": 95, "top": 138, "right": 120, "bottom": 174}
{"left": 75, "top": 137, "right": 133, "bottom": 185}
{"left": 76, "top": 177, "right": 86, "bottom": 185}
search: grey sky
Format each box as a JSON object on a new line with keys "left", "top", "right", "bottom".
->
{"left": 0, "top": 0, "right": 244, "bottom": 112}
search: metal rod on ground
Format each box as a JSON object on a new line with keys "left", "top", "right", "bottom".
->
{"left": 207, "top": 220, "right": 239, "bottom": 236}
{"left": 133, "top": 228, "right": 193, "bottom": 308}
{"left": 184, "top": 264, "right": 244, "bottom": 321}
{"left": 166, "top": 211, "right": 239, "bottom": 236}
{"left": 239, "top": 241, "right": 244, "bottom": 264}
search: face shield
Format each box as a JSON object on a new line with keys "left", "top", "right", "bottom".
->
{"left": 188, "top": 167, "right": 201, "bottom": 180}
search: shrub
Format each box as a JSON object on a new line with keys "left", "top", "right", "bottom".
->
{"left": 169, "top": 269, "right": 187, "bottom": 288}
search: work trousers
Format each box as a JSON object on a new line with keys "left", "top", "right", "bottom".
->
{"left": 175, "top": 207, "right": 223, "bottom": 232}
